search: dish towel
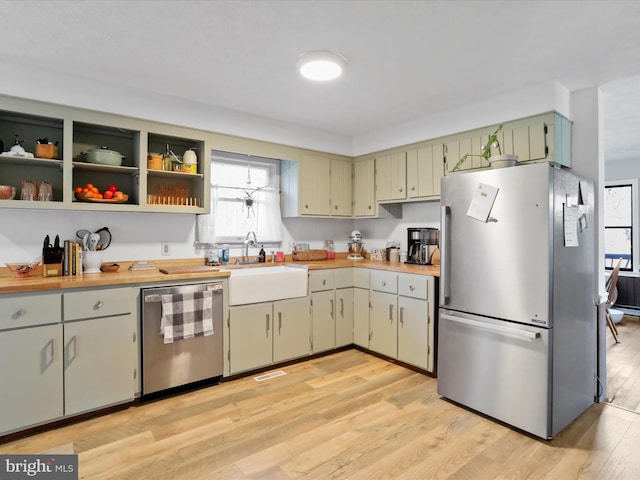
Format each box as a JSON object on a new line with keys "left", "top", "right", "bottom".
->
{"left": 160, "top": 291, "right": 214, "bottom": 344}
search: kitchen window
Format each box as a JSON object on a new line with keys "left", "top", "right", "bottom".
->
{"left": 604, "top": 180, "right": 637, "bottom": 272}
{"left": 197, "top": 151, "right": 282, "bottom": 246}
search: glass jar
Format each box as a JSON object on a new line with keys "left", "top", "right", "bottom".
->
{"left": 324, "top": 240, "right": 335, "bottom": 259}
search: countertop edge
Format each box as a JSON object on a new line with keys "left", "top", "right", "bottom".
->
{"left": 0, "top": 258, "right": 439, "bottom": 294}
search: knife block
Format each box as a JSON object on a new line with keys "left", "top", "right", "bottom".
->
{"left": 42, "top": 260, "right": 63, "bottom": 277}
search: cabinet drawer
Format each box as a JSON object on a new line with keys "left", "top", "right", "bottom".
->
{"left": 309, "top": 271, "right": 334, "bottom": 292}
{"left": 398, "top": 274, "right": 428, "bottom": 299}
{"left": 370, "top": 270, "right": 397, "bottom": 294}
{"left": 334, "top": 268, "right": 353, "bottom": 289}
{"left": 352, "top": 268, "right": 370, "bottom": 289}
{"left": 64, "top": 287, "right": 133, "bottom": 321}
{"left": 0, "top": 293, "right": 61, "bottom": 330}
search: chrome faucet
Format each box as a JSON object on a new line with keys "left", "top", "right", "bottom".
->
{"left": 243, "top": 231, "right": 257, "bottom": 262}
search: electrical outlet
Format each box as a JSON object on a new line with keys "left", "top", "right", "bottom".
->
{"left": 161, "top": 242, "right": 171, "bottom": 256}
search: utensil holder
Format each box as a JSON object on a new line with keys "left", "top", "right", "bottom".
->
{"left": 82, "top": 251, "right": 103, "bottom": 274}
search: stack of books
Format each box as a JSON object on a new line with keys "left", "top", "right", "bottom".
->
{"left": 63, "top": 241, "right": 83, "bottom": 276}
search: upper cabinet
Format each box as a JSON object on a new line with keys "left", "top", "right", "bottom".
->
{"left": 375, "top": 152, "right": 407, "bottom": 202}
{"left": 443, "top": 112, "right": 568, "bottom": 172}
{"left": 406, "top": 144, "right": 445, "bottom": 198}
{"left": 330, "top": 157, "right": 353, "bottom": 217}
{"left": 0, "top": 95, "right": 209, "bottom": 213}
{"left": 353, "top": 158, "right": 376, "bottom": 217}
{"left": 0, "top": 109, "right": 65, "bottom": 207}
{"left": 281, "top": 152, "right": 353, "bottom": 218}
{"left": 1, "top": 96, "right": 571, "bottom": 216}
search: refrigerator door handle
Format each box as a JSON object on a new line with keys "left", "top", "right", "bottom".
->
{"left": 441, "top": 312, "right": 540, "bottom": 340}
{"left": 440, "top": 205, "right": 450, "bottom": 305}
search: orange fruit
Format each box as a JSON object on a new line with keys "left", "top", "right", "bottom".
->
{"left": 74, "top": 187, "right": 83, "bottom": 193}
{"left": 82, "top": 187, "right": 89, "bottom": 193}
{"left": 85, "top": 183, "right": 93, "bottom": 190}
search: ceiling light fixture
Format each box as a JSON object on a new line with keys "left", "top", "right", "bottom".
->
{"left": 297, "top": 51, "right": 346, "bottom": 81}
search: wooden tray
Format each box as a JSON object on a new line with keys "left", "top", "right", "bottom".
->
{"left": 75, "top": 192, "right": 129, "bottom": 203}
{"left": 292, "top": 249, "right": 328, "bottom": 261}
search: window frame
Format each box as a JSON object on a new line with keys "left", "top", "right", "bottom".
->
{"left": 604, "top": 179, "right": 638, "bottom": 272}
{"left": 209, "top": 150, "right": 282, "bottom": 246}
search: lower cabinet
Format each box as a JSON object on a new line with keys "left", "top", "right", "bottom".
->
{"left": 397, "top": 274, "right": 435, "bottom": 371}
{"left": 370, "top": 290, "right": 398, "bottom": 358}
{"left": 353, "top": 287, "right": 370, "bottom": 348}
{"left": 63, "top": 287, "right": 136, "bottom": 416}
{"left": 64, "top": 314, "right": 136, "bottom": 416}
{"left": 0, "top": 324, "right": 63, "bottom": 434}
{"left": 311, "top": 290, "right": 336, "bottom": 353}
{"left": 229, "top": 297, "right": 311, "bottom": 375}
{"left": 309, "top": 269, "right": 355, "bottom": 352}
{"left": 335, "top": 287, "right": 354, "bottom": 347}
{"left": 367, "top": 270, "right": 436, "bottom": 373}
{"left": 229, "top": 303, "right": 274, "bottom": 374}
{"left": 0, "top": 287, "right": 136, "bottom": 436}
{"left": 273, "top": 298, "right": 312, "bottom": 363}
{"left": 398, "top": 296, "right": 429, "bottom": 370}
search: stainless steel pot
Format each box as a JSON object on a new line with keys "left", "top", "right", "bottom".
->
{"left": 81, "top": 146, "right": 123, "bottom": 166}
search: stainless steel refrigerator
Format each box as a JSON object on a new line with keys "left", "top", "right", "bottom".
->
{"left": 438, "top": 161, "right": 596, "bottom": 439}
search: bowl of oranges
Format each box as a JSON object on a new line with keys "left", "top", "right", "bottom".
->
{"left": 74, "top": 183, "right": 128, "bottom": 203}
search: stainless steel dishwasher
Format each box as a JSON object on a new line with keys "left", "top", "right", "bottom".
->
{"left": 141, "top": 282, "right": 223, "bottom": 396}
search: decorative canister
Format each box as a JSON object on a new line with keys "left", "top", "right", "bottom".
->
{"left": 147, "top": 153, "right": 163, "bottom": 170}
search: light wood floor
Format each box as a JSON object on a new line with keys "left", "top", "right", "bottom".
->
{"left": 607, "top": 314, "right": 640, "bottom": 412}
{"left": 2, "top": 349, "right": 640, "bottom": 479}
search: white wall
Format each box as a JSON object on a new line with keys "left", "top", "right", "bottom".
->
{"left": 0, "top": 200, "right": 441, "bottom": 265}
{"left": 606, "top": 158, "right": 640, "bottom": 181}
{"left": 281, "top": 201, "right": 441, "bottom": 255}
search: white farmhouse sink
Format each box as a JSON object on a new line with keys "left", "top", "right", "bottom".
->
{"left": 225, "top": 265, "right": 308, "bottom": 305}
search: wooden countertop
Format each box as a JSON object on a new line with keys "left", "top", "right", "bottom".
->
{"left": 0, "top": 255, "right": 439, "bottom": 294}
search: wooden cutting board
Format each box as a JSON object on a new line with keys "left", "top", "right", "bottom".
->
{"left": 430, "top": 248, "right": 440, "bottom": 266}
{"left": 159, "top": 266, "right": 220, "bottom": 274}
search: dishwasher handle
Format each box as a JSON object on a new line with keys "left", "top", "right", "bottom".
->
{"left": 144, "top": 283, "right": 223, "bottom": 303}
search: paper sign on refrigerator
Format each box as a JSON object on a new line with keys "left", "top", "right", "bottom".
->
{"left": 467, "top": 182, "right": 499, "bottom": 222}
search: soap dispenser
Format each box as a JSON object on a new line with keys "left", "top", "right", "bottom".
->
{"left": 258, "top": 245, "right": 266, "bottom": 263}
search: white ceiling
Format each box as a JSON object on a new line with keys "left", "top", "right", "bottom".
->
{"left": 2, "top": 0, "right": 640, "bottom": 161}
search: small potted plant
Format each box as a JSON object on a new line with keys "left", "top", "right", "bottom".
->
{"left": 451, "top": 124, "right": 518, "bottom": 171}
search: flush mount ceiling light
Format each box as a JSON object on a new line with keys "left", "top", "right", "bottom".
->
{"left": 297, "top": 51, "right": 346, "bottom": 81}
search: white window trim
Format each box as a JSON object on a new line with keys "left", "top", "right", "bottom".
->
{"left": 605, "top": 178, "right": 638, "bottom": 273}
{"left": 197, "top": 151, "right": 282, "bottom": 247}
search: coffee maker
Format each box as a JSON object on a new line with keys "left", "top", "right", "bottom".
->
{"left": 406, "top": 227, "right": 439, "bottom": 265}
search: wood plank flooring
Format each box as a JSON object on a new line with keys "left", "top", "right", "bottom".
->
{"left": 607, "top": 314, "right": 640, "bottom": 411}
{"left": 3, "top": 349, "right": 640, "bottom": 479}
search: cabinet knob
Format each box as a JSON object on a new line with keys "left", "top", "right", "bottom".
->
{"left": 322, "top": 279, "right": 326, "bottom": 285}
{"left": 13, "top": 308, "right": 26, "bottom": 319}
{"left": 94, "top": 301, "right": 104, "bottom": 310}
{"left": 381, "top": 281, "right": 386, "bottom": 287}
{"left": 368, "top": 205, "right": 372, "bottom": 209}
{"left": 409, "top": 285, "right": 415, "bottom": 291}
{"left": 335, "top": 205, "right": 338, "bottom": 210}
{"left": 398, "top": 187, "right": 403, "bottom": 192}
{"left": 411, "top": 186, "right": 415, "bottom": 191}
{"left": 305, "top": 204, "right": 309, "bottom": 209}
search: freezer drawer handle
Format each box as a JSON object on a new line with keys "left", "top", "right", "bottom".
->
{"left": 442, "top": 313, "right": 540, "bottom": 340}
